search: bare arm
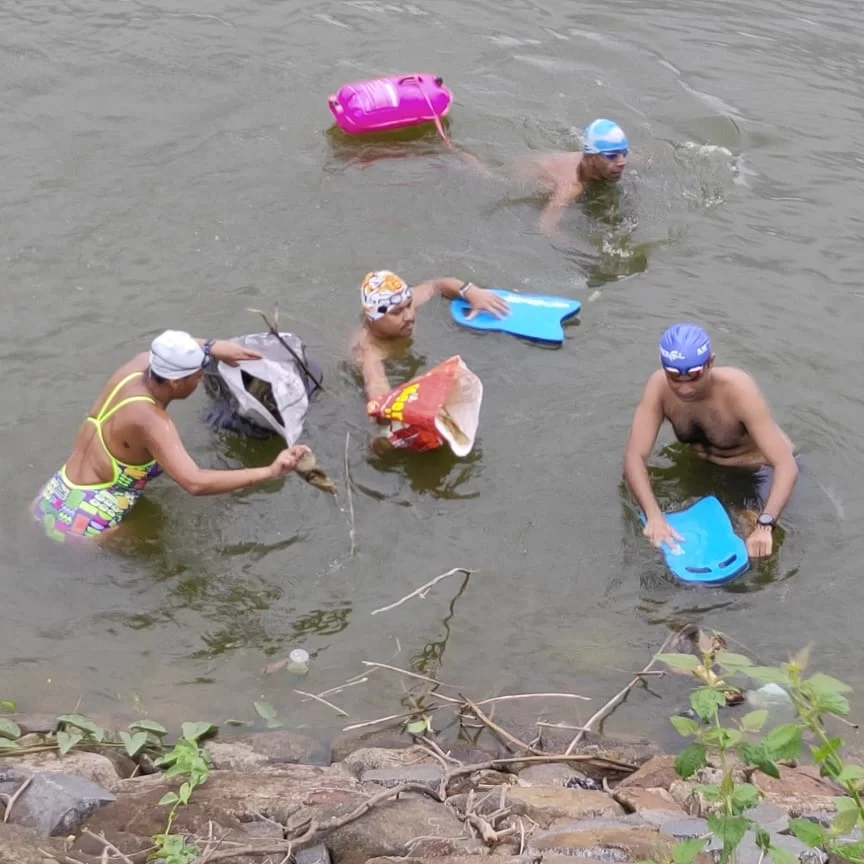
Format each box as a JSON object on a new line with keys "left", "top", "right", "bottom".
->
{"left": 539, "top": 180, "right": 583, "bottom": 235}
{"left": 622, "top": 372, "right": 667, "bottom": 520}
{"left": 352, "top": 336, "right": 391, "bottom": 404}
{"left": 737, "top": 379, "right": 799, "bottom": 519}
{"left": 412, "top": 278, "right": 509, "bottom": 318}
{"left": 141, "top": 412, "right": 280, "bottom": 496}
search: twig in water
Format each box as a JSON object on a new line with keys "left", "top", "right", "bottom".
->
{"left": 81, "top": 829, "right": 135, "bottom": 864}
{"left": 344, "top": 432, "right": 356, "bottom": 556}
{"left": 342, "top": 710, "right": 434, "bottom": 733}
{"left": 518, "top": 818, "right": 526, "bottom": 855}
{"left": 360, "top": 660, "right": 462, "bottom": 693}
{"left": 246, "top": 306, "right": 324, "bottom": 394}
{"left": 293, "top": 689, "right": 349, "bottom": 718}
{"left": 461, "top": 696, "right": 543, "bottom": 755}
{"left": 536, "top": 721, "right": 592, "bottom": 732}
{"left": 312, "top": 677, "right": 369, "bottom": 699}
{"left": 2, "top": 775, "right": 33, "bottom": 823}
{"left": 564, "top": 624, "right": 688, "bottom": 755}
{"left": 474, "top": 691, "right": 590, "bottom": 706}
{"left": 370, "top": 567, "right": 475, "bottom": 616}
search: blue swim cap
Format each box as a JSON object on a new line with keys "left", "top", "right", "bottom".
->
{"left": 583, "top": 118, "right": 629, "bottom": 154}
{"left": 659, "top": 323, "right": 712, "bottom": 372}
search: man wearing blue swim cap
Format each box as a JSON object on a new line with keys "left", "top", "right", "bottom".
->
{"left": 515, "top": 118, "right": 630, "bottom": 234}
{"left": 622, "top": 323, "right": 799, "bottom": 559}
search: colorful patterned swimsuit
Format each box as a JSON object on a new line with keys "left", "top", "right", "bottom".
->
{"left": 32, "top": 372, "right": 163, "bottom": 542}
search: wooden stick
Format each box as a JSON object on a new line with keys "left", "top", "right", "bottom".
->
{"left": 341, "top": 711, "right": 422, "bottom": 732}
{"left": 293, "top": 689, "right": 349, "bottom": 718}
{"left": 2, "top": 775, "right": 33, "bottom": 823}
{"left": 474, "top": 691, "right": 590, "bottom": 706}
{"left": 461, "top": 696, "right": 542, "bottom": 755}
{"left": 81, "top": 829, "right": 135, "bottom": 864}
{"left": 441, "top": 753, "right": 636, "bottom": 790}
{"left": 360, "top": 661, "right": 462, "bottom": 692}
{"left": 535, "top": 721, "right": 592, "bottom": 732}
{"left": 344, "top": 432, "right": 356, "bottom": 556}
{"left": 246, "top": 306, "right": 324, "bottom": 394}
{"left": 564, "top": 625, "right": 686, "bottom": 755}
{"left": 313, "top": 677, "right": 369, "bottom": 698}
{"left": 370, "top": 568, "right": 474, "bottom": 615}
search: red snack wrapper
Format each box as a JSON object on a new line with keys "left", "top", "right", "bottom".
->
{"left": 370, "top": 355, "right": 483, "bottom": 455}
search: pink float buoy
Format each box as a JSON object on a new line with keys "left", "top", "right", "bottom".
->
{"left": 328, "top": 74, "right": 453, "bottom": 139}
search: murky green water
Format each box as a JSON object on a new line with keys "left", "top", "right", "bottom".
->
{"left": 2, "top": 0, "right": 863, "bottom": 745}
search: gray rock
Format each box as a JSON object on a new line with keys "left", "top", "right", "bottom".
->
{"left": 362, "top": 765, "right": 443, "bottom": 791}
{"left": 295, "top": 843, "right": 332, "bottom": 864}
{"left": 734, "top": 829, "right": 826, "bottom": 864}
{"left": 341, "top": 745, "right": 437, "bottom": 777}
{"left": 517, "top": 763, "right": 592, "bottom": 787}
{"left": 3, "top": 747, "right": 127, "bottom": 790}
{"left": 0, "top": 822, "right": 65, "bottom": 864}
{"left": 0, "top": 769, "right": 115, "bottom": 836}
{"left": 750, "top": 801, "right": 790, "bottom": 834}
{"left": 205, "top": 730, "right": 330, "bottom": 769}
{"left": 243, "top": 820, "right": 285, "bottom": 839}
{"left": 658, "top": 817, "right": 710, "bottom": 839}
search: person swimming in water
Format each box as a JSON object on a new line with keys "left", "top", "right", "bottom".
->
{"left": 622, "top": 323, "right": 799, "bottom": 559}
{"left": 351, "top": 269, "right": 508, "bottom": 409}
{"left": 32, "top": 330, "right": 311, "bottom": 544}
{"left": 512, "top": 118, "right": 630, "bottom": 235}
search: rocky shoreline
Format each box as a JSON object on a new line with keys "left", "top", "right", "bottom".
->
{"left": 0, "top": 717, "right": 848, "bottom": 864}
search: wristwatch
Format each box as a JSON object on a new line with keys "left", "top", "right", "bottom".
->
{"left": 202, "top": 339, "right": 215, "bottom": 367}
{"left": 757, "top": 513, "right": 776, "bottom": 531}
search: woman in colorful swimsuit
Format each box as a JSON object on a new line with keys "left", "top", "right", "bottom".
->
{"left": 32, "top": 330, "right": 310, "bottom": 544}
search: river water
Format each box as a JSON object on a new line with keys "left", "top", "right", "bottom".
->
{"left": 2, "top": 0, "right": 863, "bottom": 746}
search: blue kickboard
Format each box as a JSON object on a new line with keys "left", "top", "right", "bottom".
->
{"left": 640, "top": 496, "right": 750, "bottom": 585}
{"left": 450, "top": 288, "right": 582, "bottom": 345}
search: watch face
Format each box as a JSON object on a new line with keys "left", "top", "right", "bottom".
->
{"left": 758, "top": 514, "right": 774, "bottom": 526}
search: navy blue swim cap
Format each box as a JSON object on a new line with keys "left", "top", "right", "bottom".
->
{"left": 659, "top": 323, "right": 712, "bottom": 372}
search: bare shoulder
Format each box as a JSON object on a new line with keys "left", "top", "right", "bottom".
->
{"left": 643, "top": 369, "right": 667, "bottom": 398}
{"left": 715, "top": 366, "right": 763, "bottom": 395}
{"left": 514, "top": 150, "right": 581, "bottom": 181}
{"left": 351, "top": 326, "right": 386, "bottom": 364}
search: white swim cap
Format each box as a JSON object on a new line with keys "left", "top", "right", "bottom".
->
{"left": 149, "top": 330, "right": 206, "bottom": 380}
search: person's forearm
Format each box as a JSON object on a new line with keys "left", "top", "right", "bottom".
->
{"left": 623, "top": 452, "right": 663, "bottom": 519}
{"left": 761, "top": 458, "right": 799, "bottom": 520}
{"left": 433, "top": 278, "right": 470, "bottom": 300}
{"left": 185, "top": 465, "right": 274, "bottom": 496}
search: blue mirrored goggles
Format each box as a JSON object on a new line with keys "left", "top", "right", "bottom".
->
{"left": 599, "top": 149, "right": 628, "bottom": 160}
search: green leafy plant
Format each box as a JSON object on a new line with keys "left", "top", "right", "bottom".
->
{"left": 656, "top": 644, "right": 864, "bottom": 864}
{"left": 0, "top": 704, "right": 169, "bottom": 759}
{"left": 149, "top": 722, "right": 214, "bottom": 863}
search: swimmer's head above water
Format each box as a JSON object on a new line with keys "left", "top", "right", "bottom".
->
{"left": 148, "top": 329, "right": 209, "bottom": 396}
{"left": 659, "top": 322, "right": 716, "bottom": 401}
{"left": 582, "top": 118, "right": 629, "bottom": 181}
{"left": 361, "top": 270, "right": 416, "bottom": 339}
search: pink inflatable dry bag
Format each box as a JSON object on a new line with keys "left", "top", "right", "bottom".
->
{"left": 328, "top": 74, "right": 453, "bottom": 135}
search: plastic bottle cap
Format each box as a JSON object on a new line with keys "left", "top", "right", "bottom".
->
{"left": 289, "top": 648, "right": 310, "bottom": 665}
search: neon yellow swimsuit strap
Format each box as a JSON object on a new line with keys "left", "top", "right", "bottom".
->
{"left": 93, "top": 371, "right": 154, "bottom": 424}
{"left": 85, "top": 371, "right": 158, "bottom": 480}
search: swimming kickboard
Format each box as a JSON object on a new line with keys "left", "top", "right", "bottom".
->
{"left": 640, "top": 496, "right": 750, "bottom": 585}
{"left": 450, "top": 288, "right": 582, "bottom": 345}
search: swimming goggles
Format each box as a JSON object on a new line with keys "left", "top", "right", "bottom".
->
{"left": 601, "top": 149, "right": 628, "bottom": 160}
{"left": 367, "top": 285, "right": 413, "bottom": 320}
{"left": 664, "top": 364, "right": 705, "bottom": 379}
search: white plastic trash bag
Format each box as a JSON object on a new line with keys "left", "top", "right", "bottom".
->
{"left": 202, "top": 332, "right": 322, "bottom": 444}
